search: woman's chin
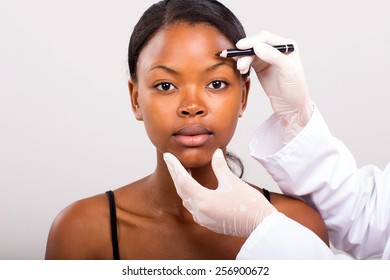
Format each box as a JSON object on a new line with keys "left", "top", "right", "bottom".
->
{"left": 174, "top": 149, "right": 214, "bottom": 169}
{"left": 180, "top": 158, "right": 212, "bottom": 169}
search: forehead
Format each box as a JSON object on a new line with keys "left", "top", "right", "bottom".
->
{"left": 137, "top": 22, "right": 236, "bottom": 73}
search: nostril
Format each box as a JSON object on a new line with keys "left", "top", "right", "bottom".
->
{"left": 178, "top": 108, "right": 206, "bottom": 117}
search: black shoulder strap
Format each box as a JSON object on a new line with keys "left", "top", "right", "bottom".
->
{"left": 105, "top": 190, "right": 120, "bottom": 260}
{"left": 263, "top": 188, "right": 271, "bottom": 203}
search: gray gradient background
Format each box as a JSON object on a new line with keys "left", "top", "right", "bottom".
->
{"left": 1, "top": 0, "right": 389, "bottom": 259}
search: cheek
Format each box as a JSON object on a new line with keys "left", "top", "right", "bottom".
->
{"left": 138, "top": 96, "right": 176, "bottom": 145}
{"left": 210, "top": 95, "right": 243, "bottom": 141}
{"left": 213, "top": 93, "right": 243, "bottom": 119}
{"left": 219, "top": 114, "right": 239, "bottom": 143}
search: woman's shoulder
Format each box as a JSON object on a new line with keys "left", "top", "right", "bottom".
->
{"left": 45, "top": 179, "right": 147, "bottom": 259}
{"left": 269, "top": 191, "right": 329, "bottom": 245}
{"left": 45, "top": 192, "right": 112, "bottom": 259}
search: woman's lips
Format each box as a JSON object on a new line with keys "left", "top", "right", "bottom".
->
{"left": 173, "top": 125, "right": 212, "bottom": 147}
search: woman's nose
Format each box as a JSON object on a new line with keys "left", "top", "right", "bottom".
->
{"left": 177, "top": 92, "right": 207, "bottom": 117}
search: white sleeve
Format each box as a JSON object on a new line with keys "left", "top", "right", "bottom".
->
{"left": 249, "top": 107, "right": 390, "bottom": 259}
{"left": 236, "top": 212, "right": 351, "bottom": 259}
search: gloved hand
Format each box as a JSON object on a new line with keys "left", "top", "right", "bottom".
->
{"left": 163, "top": 149, "right": 277, "bottom": 237}
{"left": 236, "top": 31, "right": 314, "bottom": 143}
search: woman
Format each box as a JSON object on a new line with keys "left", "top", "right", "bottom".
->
{"left": 45, "top": 0, "right": 328, "bottom": 260}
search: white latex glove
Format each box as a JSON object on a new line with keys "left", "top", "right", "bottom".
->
{"left": 163, "top": 149, "right": 277, "bottom": 237}
{"left": 236, "top": 31, "right": 314, "bottom": 143}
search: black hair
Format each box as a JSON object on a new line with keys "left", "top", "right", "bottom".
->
{"left": 226, "top": 151, "right": 244, "bottom": 178}
{"left": 128, "top": 0, "right": 245, "bottom": 178}
{"left": 128, "top": 0, "right": 246, "bottom": 81}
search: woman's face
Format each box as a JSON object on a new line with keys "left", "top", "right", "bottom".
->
{"left": 129, "top": 22, "right": 250, "bottom": 168}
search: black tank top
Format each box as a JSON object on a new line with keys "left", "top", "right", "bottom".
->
{"left": 105, "top": 188, "right": 271, "bottom": 260}
{"left": 105, "top": 190, "right": 120, "bottom": 260}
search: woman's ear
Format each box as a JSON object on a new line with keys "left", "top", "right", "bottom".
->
{"left": 128, "top": 79, "right": 143, "bottom": 121}
{"left": 239, "top": 76, "right": 250, "bottom": 117}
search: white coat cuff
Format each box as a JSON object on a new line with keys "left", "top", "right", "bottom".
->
{"left": 249, "top": 106, "right": 328, "bottom": 160}
{"left": 236, "top": 212, "right": 344, "bottom": 259}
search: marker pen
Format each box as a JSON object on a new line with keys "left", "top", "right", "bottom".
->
{"left": 216, "top": 44, "right": 294, "bottom": 58}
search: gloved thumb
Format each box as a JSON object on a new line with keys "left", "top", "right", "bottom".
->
{"left": 236, "top": 55, "right": 254, "bottom": 75}
{"left": 211, "top": 149, "right": 236, "bottom": 192}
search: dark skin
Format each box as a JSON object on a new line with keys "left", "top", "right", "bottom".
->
{"left": 45, "top": 23, "right": 329, "bottom": 260}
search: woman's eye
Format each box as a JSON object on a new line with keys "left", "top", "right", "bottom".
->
{"left": 207, "top": 80, "right": 228, "bottom": 90}
{"left": 155, "top": 82, "right": 175, "bottom": 91}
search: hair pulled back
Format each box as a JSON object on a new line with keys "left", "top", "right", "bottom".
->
{"left": 128, "top": 0, "right": 246, "bottom": 81}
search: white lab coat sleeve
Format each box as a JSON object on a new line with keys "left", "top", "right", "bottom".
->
{"left": 236, "top": 212, "right": 351, "bottom": 259}
{"left": 249, "top": 107, "right": 390, "bottom": 259}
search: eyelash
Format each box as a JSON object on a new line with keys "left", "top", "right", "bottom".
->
{"left": 155, "top": 82, "right": 176, "bottom": 92}
{"left": 154, "top": 80, "right": 229, "bottom": 92}
{"left": 206, "top": 80, "right": 228, "bottom": 90}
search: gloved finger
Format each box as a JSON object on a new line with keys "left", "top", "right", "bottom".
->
{"left": 235, "top": 31, "right": 268, "bottom": 50}
{"left": 163, "top": 152, "right": 208, "bottom": 200}
{"left": 236, "top": 30, "right": 289, "bottom": 50}
{"left": 210, "top": 149, "right": 236, "bottom": 192}
{"left": 236, "top": 55, "right": 254, "bottom": 74}
{"left": 251, "top": 42, "right": 294, "bottom": 73}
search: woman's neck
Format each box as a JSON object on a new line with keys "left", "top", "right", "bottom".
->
{"left": 141, "top": 152, "right": 218, "bottom": 219}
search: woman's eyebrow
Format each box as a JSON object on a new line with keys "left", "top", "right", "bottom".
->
{"left": 206, "top": 61, "right": 236, "bottom": 72}
{"left": 147, "top": 61, "right": 235, "bottom": 75}
{"left": 148, "top": 65, "right": 179, "bottom": 75}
